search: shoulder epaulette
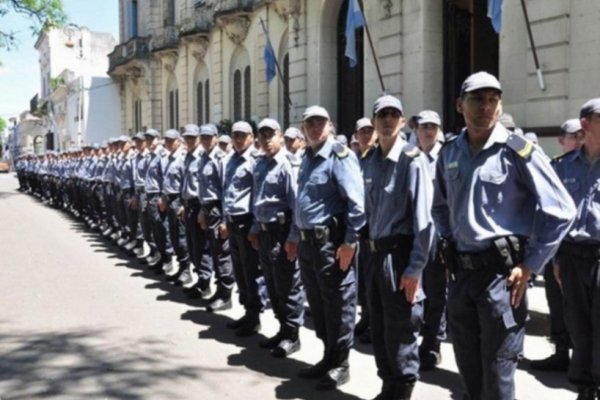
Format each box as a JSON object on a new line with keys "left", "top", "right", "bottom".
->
{"left": 506, "top": 133, "right": 534, "bottom": 159}
{"left": 332, "top": 142, "right": 350, "bottom": 159}
{"left": 551, "top": 149, "right": 576, "bottom": 165}
{"left": 402, "top": 144, "right": 420, "bottom": 159}
{"left": 213, "top": 148, "right": 226, "bottom": 160}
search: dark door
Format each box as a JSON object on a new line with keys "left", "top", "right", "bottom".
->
{"left": 337, "top": 0, "right": 364, "bottom": 138}
{"left": 443, "top": 0, "right": 499, "bottom": 133}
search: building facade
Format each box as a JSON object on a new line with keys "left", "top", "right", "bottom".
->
{"left": 108, "top": 0, "right": 600, "bottom": 155}
{"left": 32, "top": 26, "right": 121, "bottom": 151}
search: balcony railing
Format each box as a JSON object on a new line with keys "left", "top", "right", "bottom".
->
{"left": 214, "top": 0, "right": 256, "bottom": 16}
{"left": 179, "top": 6, "right": 214, "bottom": 37}
{"left": 150, "top": 26, "right": 179, "bottom": 53}
{"left": 108, "top": 36, "right": 150, "bottom": 73}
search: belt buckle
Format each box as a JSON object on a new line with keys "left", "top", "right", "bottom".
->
{"left": 459, "top": 254, "right": 474, "bottom": 270}
{"left": 369, "top": 240, "right": 377, "bottom": 252}
{"left": 314, "top": 225, "right": 328, "bottom": 241}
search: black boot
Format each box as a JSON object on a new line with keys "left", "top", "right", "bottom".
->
{"left": 419, "top": 341, "right": 442, "bottom": 371}
{"left": 576, "top": 387, "right": 596, "bottom": 400}
{"left": 271, "top": 329, "right": 300, "bottom": 358}
{"left": 530, "top": 345, "right": 569, "bottom": 371}
{"left": 205, "top": 287, "right": 232, "bottom": 312}
{"left": 393, "top": 382, "right": 415, "bottom": 400}
{"left": 315, "top": 351, "right": 350, "bottom": 391}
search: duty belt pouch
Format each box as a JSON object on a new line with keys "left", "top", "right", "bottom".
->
{"left": 314, "top": 225, "right": 330, "bottom": 243}
{"left": 440, "top": 238, "right": 459, "bottom": 274}
{"left": 493, "top": 237, "right": 514, "bottom": 272}
{"left": 329, "top": 215, "right": 346, "bottom": 246}
{"left": 276, "top": 211, "right": 287, "bottom": 225}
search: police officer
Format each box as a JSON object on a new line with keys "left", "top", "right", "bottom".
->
{"left": 531, "top": 118, "right": 584, "bottom": 372}
{"left": 143, "top": 129, "right": 169, "bottom": 269}
{"left": 432, "top": 71, "right": 576, "bottom": 400}
{"left": 249, "top": 118, "right": 305, "bottom": 358}
{"left": 295, "top": 105, "right": 365, "bottom": 390}
{"left": 197, "top": 123, "right": 235, "bottom": 309}
{"left": 283, "top": 127, "right": 305, "bottom": 161}
{"left": 221, "top": 121, "right": 265, "bottom": 336}
{"left": 178, "top": 124, "right": 207, "bottom": 294}
{"left": 354, "top": 116, "right": 377, "bottom": 344}
{"left": 160, "top": 129, "right": 189, "bottom": 278}
{"left": 218, "top": 134, "right": 233, "bottom": 155}
{"left": 363, "top": 96, "right": 434, "bottom": 400}
{"left": 414, "top": 110, "right": 448, "bottom": 371}
{"left": 131, "top": 132, "right": 152, "bottom": 259}
{"left": 552, "top": 98, "right": 600, "bottom": 400}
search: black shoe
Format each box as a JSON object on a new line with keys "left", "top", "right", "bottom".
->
{"left": 226, "top": 314, "right": 250, "bottom": 330}
{"left": 185, "top": 285, "right": 213, "bottom": 300}
{"left": 206, "top": 297, "right": 232, "bottom": 312}
{"left": 576, "top": 387, "right": 596, "bottom": 400}
{"left": 298, "top": 359, "right": 329, "bottom": 379}
{"left": 354, "top": 315, "right": 370, "bottom": 336}
{"left": 272, "top": 338, "right": 300, "bottom": 358}
{"left": 394, "top": 382, "right": 415, "bottom": 400}
{"left": 259, "top": 332, "right": 284, "bottom": 349}
{"left": 420, "top": 349, "right": 442, "bottom": 371}
{"left": 359, "top": 327, "right": 372, "bottom": 344}
{"left": 235, "top": 321, "right": 261, "bottom": 337}
{"left": 372, "top": 382, "right": 395, "bottom": 400}
{"left": 315, "top": 365, "right": 350, "bottom": 391}
{"left": 530, "top": 349, "right": 569, "bottom": 371}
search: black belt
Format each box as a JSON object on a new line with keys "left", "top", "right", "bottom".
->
{"left": 165, "top": 193, "right": 180, "bottom": 201}
{"left": 368, "top": 234, "right": 413, "bottom": 252}
{"left": 135, "top": 186, "right": 144, "bottom": 195}
{"left": 182, "top": 198, "right": 199, "bottom": 207}
{"left": 146, "top": 192, "right": 160, "bottom": 199}
{"left": 200, "top": 200, "right": 220, "bottom": 209}
{"left": 455, "top": 236, "right": 522, "bottom": 271}
{"left": 560, "top": 241, "right": 600, "bottom": 259}
{"left": 258, "top": 220, "right": 289, "bottom": 232}
{"left": 226, "top": 213, "right": 253, "bottom": 224}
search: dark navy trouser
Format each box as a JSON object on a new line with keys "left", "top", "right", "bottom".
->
{"left": 298, "top": 236, "right": 357, "bottom": 365}
{"left": 202, "top": 203, "right": 234, "bottom": 290}
{"left": 421, "top": 248, "right": 448, "bottom": 350}
{"left": 542, "top": 261, "right": 570, "bottom": 347}
{"left": 448, "top": 267, "right": 526, "bottom": 400}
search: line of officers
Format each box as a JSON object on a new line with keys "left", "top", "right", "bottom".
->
{"left": 12, "top": 71, "right": 600, "bottom": 400}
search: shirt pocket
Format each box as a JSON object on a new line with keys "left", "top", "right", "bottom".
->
{"left": 479, "top": 168, "right": 508, "bottom": 208}
{"left": 305, "top": 173, "right": 328, "bottom": 197}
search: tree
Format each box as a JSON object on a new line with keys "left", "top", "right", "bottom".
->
{"left": 0, "top": 0, "right": 67, "bottom": 52}
{"left": 0, "top": 117, "right": 6, "bottom": 133}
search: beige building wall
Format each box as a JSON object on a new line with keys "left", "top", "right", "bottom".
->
{"left": 109, "top": 0, "right": 600, "bottom": 148}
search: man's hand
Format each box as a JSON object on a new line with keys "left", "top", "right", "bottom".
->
{"left": 177, "top": 206, "right": 184, "bottom": 221}
{"left": 130, "top": 196, "right": 139, "bottom": 210}
{"left": 507, "top": 264, "right": 532, "bottom": 308}
{"left": 158, "top": 197, "right": 167, "bottom": 213}
{"left": 218, "top": 223, "right": 228, "bottom": 240}
{"left": 336, "top": 243, "right": 356, "bottom": 272}
{"left": 248, "top": 233, "right": 259, "bottom": 250}
{"left": 553, "top": 261, "right": 562, "bottom": 290}
{"left": 399, "top": 275, "right": 420, "bottom": 304}
{"left": 284, "top": 241, "right": 297, "bottom": 262}
{"left": 197, "top": 211, "right": 208, "bottom": 230}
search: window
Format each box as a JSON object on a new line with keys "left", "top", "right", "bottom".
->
{"left": 205, "top": 79, "right": 210, "bottom": 123}
{"left": 168, "top": 89, "right": 179, "bottom": 129}
{"left": 244, "top": 66, "right": 251, "bottom": 120}
{"left": 133, "top": 99, "right": 142, "bottom": 132}
{"left": 164, "top": 0, "right": 175, "bottom": 27}
{"left": 197, "top": 81, "right": 204, "bottom": 124}
{"left": 128, "top": 0, "right": 138, "bottom": 39}
{"left": 282, "top": 54, "right": 289, "bottom": 128}
{"left": 233, "top": 70, "right": 242, "bottom": 121}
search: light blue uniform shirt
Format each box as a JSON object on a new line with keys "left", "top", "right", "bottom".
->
{"left": 198, "top": 145, "right": 227, "bottom": 204}
{"left": 103, "top": 154, "right": 118, "bottom": 184}
{"left": 181, "top": 145, "right": 203, "bottom": 201}
{"left": 295, "top": 137, "right": 366, "bottom": 244}
{"left": 432, "top": 124, "right": 576, "bottom": 274}
{"left": 144, "top": 146, "right": 166, "bottom": 194}
{"left": 364, "top": 136, "right": 434, "bottom": 278}
{"left": 133, "top": 150, "right": 148, "bottom": 190}
{"left": 117, "top": 151, "right": 135, "bottom": 190}
{"left": 553, "top": 148, "right": 600, "bottom": 245}
{"left": 223, "top": 146, "right": 258, "bottom": 216}
{"left": 250, "top": 148, "right": 299, "bottom": 242}
{"left": 161, "top": 147, "right": 185, "bottom": 195}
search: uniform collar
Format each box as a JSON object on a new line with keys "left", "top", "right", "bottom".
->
{"left": 457, "top": 123, "right": 509, "bottom": 153}
{"left": 360, "top": 145, "right": 375, "bottom": 160}
{"left": 170, "top": 146, "right": 184, "bottom": 159}
{"left": 308, "top": 136, "right": 334, "bottom": 159}
{"left": 236, "top": 145, "right": 255, "bottom": 161}
{"left": 272, "top": 147, "right": 287, "bottom": 163}
{"left": 382, "top": 134, "right": 407, "bottom": 163}
{"left": 190, "top": 144, "right": 203, "bottom": 158}
{"left": 428, "top": 141, "right": 443, "bottom": 160}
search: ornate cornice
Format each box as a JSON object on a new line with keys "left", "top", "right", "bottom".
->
{"left": 217, "top": 14, "right": 251, "bottom": 45}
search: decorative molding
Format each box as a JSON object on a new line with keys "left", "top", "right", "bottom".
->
{"left": 154, "top": 50, "right": 178, "bottom": 72}
{"left": 288, "top": 0, "right": 302, "bottom": 47}
{"left": 191, "top": 37, "right": 210, "bottom": 62}
{"left": 381, "top": 0, "right": 393, "bottom": 18}
{"left": 217, "top": 14, "right": 251, "bottom": 45}
{"left": 266, "top": 0, "right": 289, "bottom": 22}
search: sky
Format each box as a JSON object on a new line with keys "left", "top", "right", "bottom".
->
{"left": 0, "top": 0, "right": 119, "bottom": 121}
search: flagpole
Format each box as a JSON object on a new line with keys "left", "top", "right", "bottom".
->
{"left": 259, "top": 16, "right": 294, "bottom": 109}
{"left": 520, "top": 0, "right": 545, "bottom": 91}
{"left": 357, "top": 2, "right": 385, "bottom": 93}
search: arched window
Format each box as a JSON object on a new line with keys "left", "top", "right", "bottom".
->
{"left": 282, "top": 53, "right": 289, "bottom": 128}
{"left": 133, "top": 98, "right": 142, "bottom": 132}
{"left": 205, "top": 79, "right": 210, "bottom": 122}
{"left": 166, "top": 73, "right": 179, "bottom": 129}
{"left": 244, "top": 66, "right": 251, "bottom": 120}
{"left": 233, "top": 70, "right": 242, "bottom": 121}
{"left": 196, "top": 81, "right": 204, "bottom": 124}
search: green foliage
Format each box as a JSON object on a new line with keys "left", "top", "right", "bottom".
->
{"left": 49, "top": 75, "right": 64, "bottom": 90}
{"left": 0, "top": 117, "right": 6, "bottom": 132}
{"left": 217, "top": 119, "right": 232, "bottom": 135}
{"left": 0, "top": 0, "right": 67, "bottom": 51}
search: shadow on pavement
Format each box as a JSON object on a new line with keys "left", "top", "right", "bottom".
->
{"left": 181, "top": 309, "right": 363, "bottom": 400}
{"left": 526, "top": 309, "right": 551, "bottom": 338}
{"left": 518, "top": 359, "right": 575, "bottom": 393}
{"left": 419, "top": 367, "right": 464, "bottom": 400}
{"left": 0, "top": 326, "right": 204, "bottom": 399}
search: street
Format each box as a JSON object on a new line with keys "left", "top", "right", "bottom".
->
{"left": 0, "top": 174, "right": 576, "bottom": 400}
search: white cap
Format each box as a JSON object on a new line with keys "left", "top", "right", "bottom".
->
{"left": 460, "top": 71, "right": 502, "bottom": 95}
{"left": 302, "top": 105, "right": 330, "bottom": 121}
{"left": 258, "top": 118, "right": 281, "bottom": 132}
{"left": 355, "top": 117, "right": 373, "bottom": 131}
{"left": 231, "top": 121, "right": 253, "bottom": 134}
{"left": 417, "top": 110, "right": 441, "bottom": 126}
{"left": 373, "top": 95, "right": 403, "bottom": 115}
